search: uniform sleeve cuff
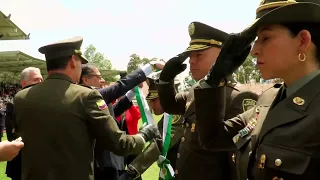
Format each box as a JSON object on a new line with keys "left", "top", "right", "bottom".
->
{"left": 159, "top": 80, "right": 170, "bottom": 84}
{"left": 125, "top": 90, "right": 135, "bottom": 101}
{"left": 136, "top": 134, "right": 146, "bottom": 144}
{"left": 141, "top": 64, "right": 153, "bottom": 77}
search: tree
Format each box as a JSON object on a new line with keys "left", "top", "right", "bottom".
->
{"left": 83, "top": 44, "right": 116, "bottom": 82}
{"left": 234, "top": 55, "right": 260, "bottom": 84}
{"left": 126, "top": 54, "right": 161, "bottom": 73}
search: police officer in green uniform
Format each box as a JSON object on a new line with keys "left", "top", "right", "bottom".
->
{"left": 192, "top": 0, "right": 320, "bottom": 179}
{"left": 13, "top": 36, "right": 161, "bottom": 180}
{"left": 119, "top": 73, "right": 184, "bottom": 180}
{"left": 156, "top": 22, "right": 259, "bottom": 180}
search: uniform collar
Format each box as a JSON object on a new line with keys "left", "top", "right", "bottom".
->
{"left": 287, "top": 69, "right": 320, "bottom": 97}
{"left": 47, "top": 73, "right": 74, "bottom": 84}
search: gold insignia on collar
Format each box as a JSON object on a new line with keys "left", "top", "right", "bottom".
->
{"left": 242, "top": 99, "right": 257, "bottom": 111}
{"left": 188, "top": 23, "right": 195, "bottom": 36}
{"left": 293, "top": 97, "right": 305, "bottom": 106}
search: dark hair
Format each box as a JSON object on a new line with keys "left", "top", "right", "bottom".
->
{"left": 79, "top": 64, "right": 95, "bottom": 84}
{"left": 46, "top": 56, "right": 71, "bottom": 71}
{"left": 282, "top": 23, "right": 320, "bottom": 64}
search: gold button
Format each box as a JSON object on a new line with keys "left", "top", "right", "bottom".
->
{"left": 175, "top": 169, "right": 178, "bottom": 175}
{"left": 275, "top": 159, "right": 282, "bottom": 167}
{"left": 181, "top": 137, "right": 185, "bottom": 142}
{"left": 177, "top": 153, "right": 180, "bottom": 158}
{"left": 186, "top": 123, "right": 189, "bottom": 127}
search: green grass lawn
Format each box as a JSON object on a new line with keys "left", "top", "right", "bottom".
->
{"left": 0, "top": 115, "right": 162, "bottom": 180}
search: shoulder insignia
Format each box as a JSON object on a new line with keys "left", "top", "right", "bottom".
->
{"left": 96, "top": 99, "right": 107, "bottom": 110}
{"left": 171, "top": 115, "right": 181, "bottom": 124}
{"left": 242, "top": 99, "right": 257, "bottom": 111}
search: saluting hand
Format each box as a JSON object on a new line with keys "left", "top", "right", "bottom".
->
{"left": 150, "top": 60, "right": 165, "bottom": 71}
{"left": 0, "top": 140, "right": 24, "bottom": 161}
{"left": 205, "top": 33, "right": 254, "bottom": 87}
{"left": 159, "top": 53, "right": 188, "bottom": 82}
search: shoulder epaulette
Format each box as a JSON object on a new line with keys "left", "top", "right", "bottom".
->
{"left": 79, "top": 84, "right": 96, "bottom": 89}
{"left": 23, "top": 83, "right": 38, "bottom": 89}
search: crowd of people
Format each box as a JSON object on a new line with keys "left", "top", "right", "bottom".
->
{"left": 0, "top": 83, "right": 20, "bottom": 103}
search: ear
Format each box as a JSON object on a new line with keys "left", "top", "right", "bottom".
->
{"left": 69, "top": 55, "right": 77, "bottom": 68}
{"left": 297, "top": 30, "right": 312, "bottom": 54}
{"left": 82, "top": 77, "right": 87, "bottom": 83}
{"left": 20, "top": 80, "right": 26, "bottom": 88}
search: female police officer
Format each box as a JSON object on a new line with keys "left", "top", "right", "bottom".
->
{"left": 192, "top": 0, "right": 320, "bottom": 179}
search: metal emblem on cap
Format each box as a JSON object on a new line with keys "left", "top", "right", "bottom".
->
{"left": 188, "top": 23, "right": 195, "bottom": 36}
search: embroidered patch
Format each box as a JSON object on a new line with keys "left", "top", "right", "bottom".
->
{"left": 172, "top": 115, "right": 181, "bottom": 124}
{"left": 96, "top": 99, "right": 107, "bottom": 110}
{"left": 242, "top": 99, "right": 257, "bottom": 111}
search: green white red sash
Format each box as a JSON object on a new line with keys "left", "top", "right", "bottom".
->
{"left": 134, "top": 87, "right": 174, "bottom": 179}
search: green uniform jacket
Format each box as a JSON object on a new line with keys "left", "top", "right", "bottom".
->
{"left": 14, "top": 73, "right": 145, "bottom": 180}
{"left": 194, "top": 74, "right": 320, "bottom": 180}
{"left": 129, "top": 114, "right": 184, "bottom": 175}
{"left": 156, "top": 80, "right": 258, "bottom": 180}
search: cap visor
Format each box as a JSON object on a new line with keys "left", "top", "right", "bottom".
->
{"left": 242, "top": 3, "right": 320, "bottom": 36}
{"left": 80, "top": 55, "right": 88, "bottom": 64}
{"left": 146, "top": 96, "right": 158, "bottom": 100}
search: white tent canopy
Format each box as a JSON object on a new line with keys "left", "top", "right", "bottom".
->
{"left": 0, "top": 11, "right": 29, "bottom": 40}
{"left": 0, "top": 11, "right": 125, "bottom": 82}
{"left": 0, "top": 51, "right": 125, "bottom": 77}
